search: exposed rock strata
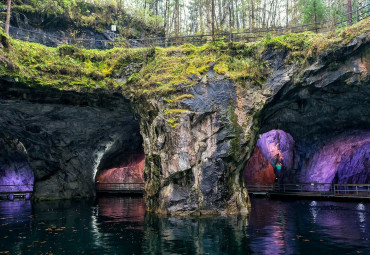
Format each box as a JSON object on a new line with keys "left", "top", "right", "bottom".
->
{"left": 0, "top": 81, "right": 142, "bottom": 200}
{"left": 0, "top": 33, "right": 369, "bottom": 216}
{"left": 140, "top": 35, "right": 370, "bottom": 215}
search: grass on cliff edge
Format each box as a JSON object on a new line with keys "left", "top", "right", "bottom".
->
{"left": 0, "top": 17, "right": 369, "bottom": 97}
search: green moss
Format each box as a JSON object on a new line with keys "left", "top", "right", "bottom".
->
{"left": 164, "top": 109, "right": 192, "bottom": 115}
{"left": 1, "top": 17, "right": 369, "bottom": 97}
{"left": 168, "top": 119, "right": 179, "bottom": 128}
{"left": 164, "top": 94, "right": 194, "bottom": 103}
{"left": 0, "top": 33, "right": 152, "bottom": 91}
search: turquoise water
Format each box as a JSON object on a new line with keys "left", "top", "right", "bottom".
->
{"left": 0, "top": 197, "right": 369, "bottom": 254}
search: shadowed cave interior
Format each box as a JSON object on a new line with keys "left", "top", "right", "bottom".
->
{"left": 0, "top": 137, "right": 34, "bottom": 195}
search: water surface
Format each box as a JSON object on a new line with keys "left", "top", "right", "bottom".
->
{"left": 0, "top": 197, "right": 369, "bottom": 254}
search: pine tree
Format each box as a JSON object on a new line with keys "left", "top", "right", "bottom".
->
{"left": 300, "top": 0, "right": 327, "bottom": 27}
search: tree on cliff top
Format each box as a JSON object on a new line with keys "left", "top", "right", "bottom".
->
{"left": 300, "top": 0, "right": 327, "bottom": 24}
{"left": 5, "top": 0, "right": 11, "bottom": 35}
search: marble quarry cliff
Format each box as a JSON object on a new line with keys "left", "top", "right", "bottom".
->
{"left": 0, "top": 20, "right": 369, "bottom": 215}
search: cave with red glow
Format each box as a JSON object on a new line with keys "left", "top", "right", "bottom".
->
{"left": 94, "top": 136, "right": 145, "bottom": 187}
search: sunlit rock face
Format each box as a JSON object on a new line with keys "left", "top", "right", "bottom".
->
{"left": 95, "top": 152, "right": 145, "bottom": 183}
{"left": 300, "top": 131, "right": 370, "bottom": 184}
{"left": 335, "top": 144, "right": 370, "bottom": 184}
{"left": 0, "top": 138, "right": 34, "bottom": 192}
{"left": 243, "top": 147, "right": 275, "bottom": 184}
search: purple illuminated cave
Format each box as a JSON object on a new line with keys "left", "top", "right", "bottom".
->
{"left": 0, "top": 138, "right": 34, "bottom": 193}
{"left": 244, "top": 130, "right": 295, "bottom": 184}
{"left": 257, "top": 130, "right": 295, "bottom": 172}
{"left": 245, "top": 129, "right": 370, "bottom": 187}
{"left": 335, "top": 144, "right": 370, "bottom": 184}
{"left": 300, "top": 131, "right": 370, "bottom": 185}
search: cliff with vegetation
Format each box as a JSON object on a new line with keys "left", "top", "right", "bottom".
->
{"left": 0, "top": 18, "right": 369, "bottom": 215}
{"left": 1, "top": 0, "right": 164, "bottom": 48}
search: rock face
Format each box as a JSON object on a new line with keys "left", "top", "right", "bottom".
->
{"left": 0, "top": 81, "right": 143, "bottom": 200}
{"left": 139, "top": 74, "right": 251, "bottom": 215}
{"left": 140, "top": 34, "right": 370, "bottom": 215}
{"left": 0, "top": 32, "right": 369, "bottom": 215}
{"left": 336, "top": 144, "right": 370, "bottom": 184}
{"left": 299, "top": 131, "right": 370, "bottom": 185}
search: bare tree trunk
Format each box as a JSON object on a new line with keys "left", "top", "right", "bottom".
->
{"left": 164, "top": 0, "right": 170, "bottom": 37}
{"left": 229, "top": 2, "right": 232, "bottom": 41}
{"left": 286, "top": 0, "right": 289, "bottom": 27}
{"left": 211, "top": 0, "right": 216, "bottom": 40}
{"left": 5, "top": 0, "right": 11, "bottom": 36}
{"left": 250, "top": 0, "right": 255, "bottom": 31}
{"left": 314, "top": 4, "right": 318, "bottom": 33}
{"left": 348, "top": 0, "right": 353, "bottom": 25}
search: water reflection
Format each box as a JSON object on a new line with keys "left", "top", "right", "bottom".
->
{"left": 143, "top": 214, "right": 250, "bottom": 254}
{"left": 0, "top": 198, "right": 369, "bottom": 254}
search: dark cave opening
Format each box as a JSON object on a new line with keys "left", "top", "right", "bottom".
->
{"left": 94, "top": 132, "right": 145, "bottom": 192}
{"left": 0, "top": 137, "right": 34, "bottom": 199}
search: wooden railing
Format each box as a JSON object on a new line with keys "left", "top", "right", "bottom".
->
{"left": 334, "top": 184, "right": 370, "bottom": 196}
{"left": 95, "top": 182, "right": 144, "bottom": 194}
{"left": 246, "top": 183, "right": 370, "bottom": 198}
{"left": 0, "top": 184, "right": 33, "bottom": 193}
{"left": 5, "top": 3, "right": 370, "bottom": 49}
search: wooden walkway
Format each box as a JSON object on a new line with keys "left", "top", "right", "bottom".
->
{"left": 0, "top": 185, "right": 33, "bottom": 200}
{"left": 246, "top": 183, "right": 370, "bottom": 200}
{"left": 95, "top": 182, "right": 144, "bottom": 195}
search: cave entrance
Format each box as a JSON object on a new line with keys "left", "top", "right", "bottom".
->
{"left": 0, "top": 138, "right": 34, "bottom": 200}
{"left": 94, "top": 143, "right": 145, "bottom": 196}
{"left": 244, "top": 129, "right": 370, "bottom": 195}
{"left": 243, "top": 130, "right": 295, "bottom": 187}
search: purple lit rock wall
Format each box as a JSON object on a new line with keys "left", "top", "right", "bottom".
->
{"left": 257, "top": 130, "right": 295, "bottom": 172}
{"left": 0, "top": 139, "right": 34, "bottom": 192}
{"left": 300, "top": 131, "right": 370, "bottom": 184}
{"left": 246, "top": 130, "right": 370, "bottom": 186}
{"left": 244, "top": 130, "right": 295, "bottom": 184}
{"left": 335, "top": 144, "right": 370, "bottom": 184}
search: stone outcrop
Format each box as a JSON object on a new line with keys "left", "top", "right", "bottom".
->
{"left": 0, "top": 30, "right": 369, "bottom": 216}
{"left": 140, "top": 34, "right": 370, "bottom": 215}
{"left": 0, "top": 81, "right": 142, "bottom": 200}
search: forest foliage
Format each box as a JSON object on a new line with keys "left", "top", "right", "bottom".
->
{"left": 2, "top": 0, "right": 369, "bottom": 38}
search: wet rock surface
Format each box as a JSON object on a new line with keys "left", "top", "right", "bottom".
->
{"left": 0, "top": 34, "right": 369, "bottom": 215}
{"left": 0, "top": 82, "right": 142, "bottom": 200}
{"left": 140, "top": 35, "right": 370, "bottom": 215}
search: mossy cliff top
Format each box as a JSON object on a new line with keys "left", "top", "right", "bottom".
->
{"left": 0, "top": 18, "right": 369, "bottom": 100}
